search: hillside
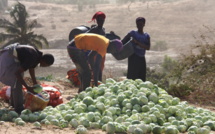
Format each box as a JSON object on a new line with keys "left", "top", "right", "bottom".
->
{"left": 2, "top": 0, "right": 215, "bottom": 52}
{"left": 1, "top": 0, "right": 214, "bottom": 79}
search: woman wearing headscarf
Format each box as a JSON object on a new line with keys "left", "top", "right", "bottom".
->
{"left": 87, "top": 11, "right": 106, "bottom": 82}
{"left": 88, "top": 11, "right": 106, "bottom": 36}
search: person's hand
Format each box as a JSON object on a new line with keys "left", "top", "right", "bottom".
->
{"left": 110, "top": 31, "right": 115, "bottom": 35}
{"left": 32, "top": 81, "right": 39, "bottom": 86}
{"left": 27, "top": 86, "right": 37, "bottom": 94}
{"left": 132, "top": 38, "right": 138, "bottom": 44}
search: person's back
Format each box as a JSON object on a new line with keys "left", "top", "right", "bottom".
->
{"left": 75, "top": 33, "right": 109, "bottom": 57}
{"left": 67, "top": 34, "right": 123, "bottom": 92}
{"left": 16, "top": 45, "right": 43, "bottom": 70}
{"left": 88, "top": 25, "right": 105, "bottom": 36}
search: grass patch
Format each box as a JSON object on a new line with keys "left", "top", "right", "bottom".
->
{"left": 147, "top": 25, "right": 215, "bottom": 106}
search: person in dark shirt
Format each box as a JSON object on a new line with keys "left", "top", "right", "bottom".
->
{"left": 88, "top": 11, "right": 106, "bottom": 36}
{"left": 87, "top": 11, "right": 106, "bottom": 82}
{"left": 0, "top": 43, "right": 54, "bottom": 114}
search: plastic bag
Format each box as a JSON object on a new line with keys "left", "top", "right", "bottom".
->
{"left": 0, "top": 86, "right": 10, "bottom": 100}
{"left": 41, "top": 84, "right": 63, "bottom": 107}
{"left": 66, "top": 69, "right": 80, "bottom": 86}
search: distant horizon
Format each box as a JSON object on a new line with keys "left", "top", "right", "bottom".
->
{"left": 1, "top": 0, "right": 214, "bottom": 54}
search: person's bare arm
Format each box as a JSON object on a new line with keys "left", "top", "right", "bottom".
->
{"left": 93, "top": 54, "right": 102, "bottom": 86}
{"left": 122, "top": 33, "right": 132, "bottom": 45}
{"left": 15, "top": 67, "right": 36, "bottom": 93}
{"left": 88, "top": 51, "right": 97, "bottom": 70}
{"left": 29, "top": 68, "right": 37, "bottom": 85}
{"left": 132, "top": 37, "right": 151, "bottom": 50}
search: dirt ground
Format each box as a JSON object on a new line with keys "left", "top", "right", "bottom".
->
{"left": 1, "top": 0, "right": 215, "bottom": 133}
{"left": 0, "top": 79, "right": 107, "bottom": 134}
{"left": 1, "top": 79, "right": 215, "bottom": 134}
{"left": 0, "top": 123, "right": 106, "bottom": 134}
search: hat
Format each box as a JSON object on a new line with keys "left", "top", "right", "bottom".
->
{"left": 112, "top": 39, "right": 123, "bottom": 52}
{"left": 89, "top": 11, "right": 106, "bottom": 23}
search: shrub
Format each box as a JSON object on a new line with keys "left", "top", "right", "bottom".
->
{"left": 152, "top": 40, "right": 168, "bottom": 51}
{"left": 147, "top": 25, "right": 215, "bottom": 106}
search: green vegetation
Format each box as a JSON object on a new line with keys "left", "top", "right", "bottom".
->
{"left": 2, "top": 78, "right": 215, "bottom": 133}
{"left": 36, "top": 75, "right": 53, "bottom": 82}
{"left": 147, "top": 26, "right": 215, "bottom": 106}
{"left": 151, "top": 40, "right": 168, "bottom": 51}
{"left": 0, "top": 2, "right": 48, "bottom": 49}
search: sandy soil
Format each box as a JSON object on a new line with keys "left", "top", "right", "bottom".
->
{"left": 35, "top": 49, "right": 179, "bottom": 80}
{"left": 1, "top": 79, "right": 215, "bottom": 134}
{"left": 1, "top": 0, "right": 215, "bottom": 133}
{"left": 0, "top": 79, "right": 108, "bottom": 134}
{"left": 2, "top": 0, "right": 215, "bottom": 52}
{"left": 0, "top": 123, "right": 105, "bottom": 134}
{"left": 0, "top": 123, "right": 106, "bottom": 134}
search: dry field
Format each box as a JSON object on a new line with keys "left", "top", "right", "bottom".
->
{"left": 0, "top": 0, "right": 215, "bottom": 133}
{"left": 1, "top": 0, "right": 215, "bottom": 78}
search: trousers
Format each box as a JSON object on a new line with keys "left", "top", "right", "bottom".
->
{"left": 67, "top": 46, "right": 91, "bottom": 92}
{"left": 0, "top": 44, "right": 24, "bottom": 114}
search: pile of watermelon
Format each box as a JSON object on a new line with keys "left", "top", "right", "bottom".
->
{"left": 0, "top": 79, "right": 215, "bottom": 134}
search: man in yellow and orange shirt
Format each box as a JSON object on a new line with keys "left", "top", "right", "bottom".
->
{"left": 67, "top": 33, "right": 123, "bottom": 92}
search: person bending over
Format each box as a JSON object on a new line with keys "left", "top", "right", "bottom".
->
{"left": 67, "top": 33, "right": 122, "bottom": 93}
{"left": 0, "top": 43, "right": 54, "bottom": 114}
